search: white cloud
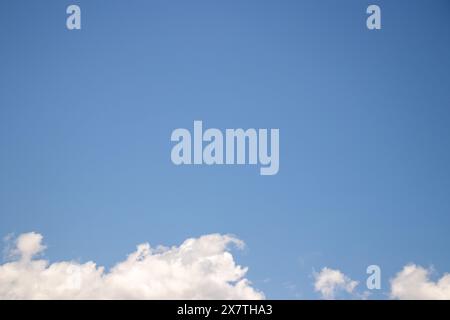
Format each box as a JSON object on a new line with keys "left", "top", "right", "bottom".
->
{"left": 313, "top": 267, "right": 358, "bottom": 299}
{"left": 390, "top": 264, "right": 450, "bottom": 300}
{"left": 12, "top": 232, "right": 46, "bottom": 261}
{"left": 0, "top": 232, "right": 264, "bottom": 300}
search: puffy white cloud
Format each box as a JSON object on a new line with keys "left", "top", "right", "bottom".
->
{"left": 313, "top": 267, "right": 358, "bottom": 299}
{"left": 0, "top": 232, "right": 263, "bottom": 300}
{"left": 12, "top": 232, "right": 46, "bottom": 261}
{"left": 390, "top": 264, "right": 450, "bottom": 300}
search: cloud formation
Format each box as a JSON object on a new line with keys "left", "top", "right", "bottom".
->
{"left": 313, "top": 264, "right": 450, "bottom": 300}
{"left": 11, "top": 232, "right": 46, "bottom": 261}
{"left": 390, "top": 264, "right": 450, "bottom": 300}
{"left": 0, "top": 232, "right": 263, "bottom": 300}
{"left": 313, "top": 267, "right": 358, "bottom": 299}
{"left": 4, "top": 232, "right": 449, "bottom": 300}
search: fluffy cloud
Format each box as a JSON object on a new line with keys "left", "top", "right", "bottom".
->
{"left": 0, "top": 232, "right": 263, "bottom": 300}
{"left": 313, "top": 267, "right": 358, "bottom": 299}
{"left": 390, "top": 264, "right": 450, "bottom": 300}
{"left": 11, "top": 232, "right": 46, "bottom": 261}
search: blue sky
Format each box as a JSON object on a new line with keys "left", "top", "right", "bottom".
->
{"left": 1, "top": 0, "right": 450, "bottom": 299}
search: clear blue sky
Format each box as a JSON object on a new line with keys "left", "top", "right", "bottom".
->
{"left": 1, "top": 0, "right": 450, "bottom": 298}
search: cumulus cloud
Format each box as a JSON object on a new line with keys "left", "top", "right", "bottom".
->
{"left": 0, "top": 232, "right": 263, "bottom": 300}
{"left": 12, "top": 232, "right": 46, "bottom": 261}
{"left": 390, "top": 264, "right": 450, "bottom": 300}
{"left": 313, "top": 267, "right": 358, "bottom": 299}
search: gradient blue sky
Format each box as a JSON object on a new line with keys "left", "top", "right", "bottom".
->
{"left": 1, "top": 0, "right": 450, "bottom": 298}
